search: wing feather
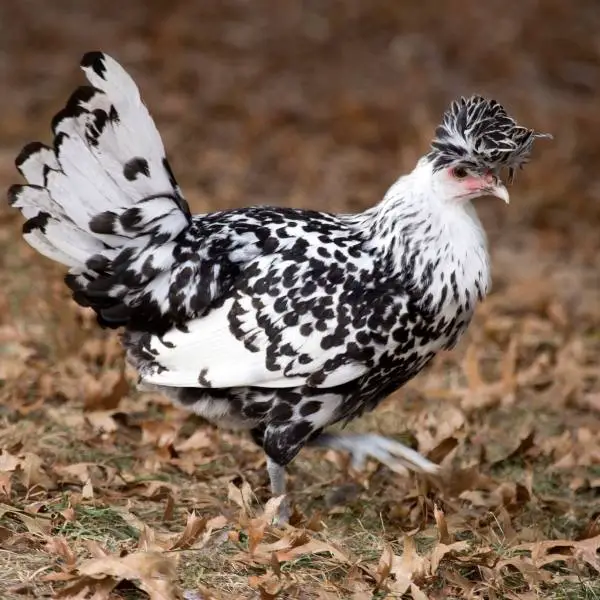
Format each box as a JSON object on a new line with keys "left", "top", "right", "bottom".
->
{"left": 134, "top": 251, "right": 387, "bottom": 390}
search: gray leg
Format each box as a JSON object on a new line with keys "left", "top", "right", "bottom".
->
{"left": 309, "top": 432, "right": 441, "bottom": 475}
{"left": 266, "top": 457, "right": 290, "bottom": 524}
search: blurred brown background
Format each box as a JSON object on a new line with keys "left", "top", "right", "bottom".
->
{"left": 0, "top": 5, "right": 599, "bottom": 596}
{"left": 0, "top": 1, "right": 598, "bottom": 330}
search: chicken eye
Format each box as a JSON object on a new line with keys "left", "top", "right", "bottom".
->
{"left": 452, "top": 167, "right": 468, "bottom": 179}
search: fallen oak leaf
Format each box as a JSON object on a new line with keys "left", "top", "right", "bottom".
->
{"left": 0, "top": 450, "right": 21, "bottom": 472}
{"left": 247, "top": 496, "right": 286, "bottom": 555}
{"left": 18, "top": 452, "right": 55, "bottom": 489}
{"left": 169, "top": 512, "right": 207, "bottom": 550}
{"left": 54, "top": 574, "right": 117, "bottom": 599}
{"left": 248, "top": 570, "right": 296, "bottom": 599}
{"left": 163, "top": 493, "right": 175, "bottom": 521}
{"left": 83, "top": 368, "right": 129, "bottom": 411}
{"left": 410, "top": 583, "right": 430, "bottom": 600}
{"left": 534, "top": 535, "right": 600, "bottom": 573}
{"left": 426, "top": 436, "right": 458, "bottom": 465}
{"left": 120, "top": 479, "right": 179, "bottom": 500}
{"left": 73, "top": 551, "right": 178, "bottom": 600}
{"left": 495, "top": 556, "right": 552, "bottom": 587}
{"left": 81, "top": 478, "right": 94, "bottom": 500}
{"left": 175, "top": 429, "right": 213, "bottom": 452}
{"left": 44, "top": 536, "right": 77, "bottom": 569}
{"left": 433, "top": 504, "right": 451, "bottom": 544}
{"left": 0, "top": 472, "right": 11, "bottom": 497}
{"left": 86, "top": 539, "right": 110, "bottom": 558}
{"left": 167, "top": 514, "right": 228, "bottom": 552}
{"left": 0, "top": 503, "right": 52, "bottom": 535}
{"left": 227, "top": 479, "right": 255, "bottom": 517}
{"left": 275, "top": 538, "right": 349, "bottom": 564}
{"left": 85, "top": 411, "right": 119, "bottom": 434}
{"left": 440, "top": 567, "right": 477, "bottom": 597}
{"left": 489, "top": 430, "right": 536, "bottom": 468}
{"left": 374, "top": 544, "right": 393, "bottom": 590}
{"left": 429, "top": 540, "right": 470, "bottom": 575}
{"left": 140, "top": 419, "right": 180, "bottom": 448}
{"left": 374, "top": 535, "right": 429, "bottom": 596}
{"left": 250, "top": 529, "right": 311, "bottom": 558}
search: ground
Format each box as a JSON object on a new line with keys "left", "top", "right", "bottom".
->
{"left": 0, "top": 1, "right": 599, "bottom": 599}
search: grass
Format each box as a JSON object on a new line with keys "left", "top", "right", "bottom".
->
{"left": 0, "top": 314, "right": 598, "bottom": 598}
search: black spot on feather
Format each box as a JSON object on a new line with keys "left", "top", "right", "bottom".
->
{"left": 15, "top": 142, "right": 51, "bottom": 173}
{"left": 123, "top": 157, "right": 150, "bottom": 181}
{"left": 81, "top": 51, "right": 107, "bottom": 77}
{"left": 89, "top": 211, "right": 117, "bottom": 234}
{"left": 22, "top": 212, "right": 51, "bottom": 234}
{"left": 7, "top": 184, "right": 26, "bottom": 206}
{"left": 65, "top": 86, "right": 98, "bottom": 112}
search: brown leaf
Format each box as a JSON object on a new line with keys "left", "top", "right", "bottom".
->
{"left": 85, "top": 411, "right": 119, "bottom": 434}
{"left": 0, "top": 450, "right": 21, "bottom": 472}
{"left": 426, "top": 437, "right": 458, "bottom": 465}
{"left": 163, "top": 493, "right": 175, "bottom": 521}
{"left": 490, "top": 430, "right": 536, "bottom": 467}
{"left": 252, "top": 530, "right": 311, "bottom": 558}
{"left": 384, "top": 535, "right": 430, "bottom": 596}
{"left": 410, "top": 583, "right": 430, "bottom": 600}
{"left": 81, "top": 479, "right": 94, "bottom": 500}
{"left": 175, "top": 429, "right": 213, "bottom": 452}
{"left": 169, "top": 514, "right": 227, "bottom": 551}
{"left": 496, "top": 556, "right": 552, "bottom": 586}
{"left": 444, "top": 465, "right": 497, "bottom": 497}
{"left": 83, "top": 369, "right": 129, "bottom": 411}
{"left": 18, "top": 452, "right": 55, "bottom": 489}
{"left": 433, "top": 505, "right": 450, "bottom": 544}
{"left": 169, "top": 512, "right": 207, "bottom": 550}
{"left": 532, "top": 535, "right": 600, "bottom": 573}
{"left": 54, "top": 575, "right": 116, "bottom": 599}
{"left": 227, "top": 479, "right": 254, "bottom": 517}
{"left": 0, "top": 472, "right": 12, "bottom": 497}
{"left": 54, "top": 463, "right": 91, "bottom": 484}
{"left": 275, "top": 538, "right": 349, "bottom": 564}
{"left": 248, "top": 570, "right": 295, "bottom": 599}
{"left": 45, "top": 536, "right": 77, "bottom": 568}
{"left": 375, "top": 544, "right": 393, "bottom": 590}
{"left": 75, "top": 551, "right": 179, "bottom": 600}
{"left": 430, "top": 540, "right": 470, "bottom": 575}
{"left": 141, "top": 420, "right": 180, "bottom": 448}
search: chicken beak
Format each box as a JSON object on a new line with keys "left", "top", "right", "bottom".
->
{"left": 486, "top": 183, "right": 510, "bottom": 204}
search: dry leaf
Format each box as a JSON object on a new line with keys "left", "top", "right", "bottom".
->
{"left": 276, "top": 538, "right": 349, "bottom": 564}
{"left": 45, "top": 536, "right": 77, "bottom": 568}
{"left": 83, "top": 369, "right": 129, "bottom": 411}
{"left": 227, "top": 479, "right": 254, "bottom": 516}
{"left": 169, "top": 512, "right": 207, "bottom": 550}
{"left": 410, "top": 583, "right": 430, "bottom": 600}
{"left": 18, "top": 452, "right": 55, "bottom": 489}
{"left": 433, "top": 505, "right": 450, "bottom": 544}
{"left": 85, "top": 411, "right": 119, "bottom": 434}
{"left": 81, "top": 478, "right": 94, "bottom": 500}
{"left": 74, "top": 551, "right": 178, "bottom": 600}
{"left": 0, "top": 450, "right": 21, "bottom": 472}
{"left": 175, "top": 429, "right": 213, "bottom": 452}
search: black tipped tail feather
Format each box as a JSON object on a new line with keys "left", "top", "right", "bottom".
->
{"left": 9, "top": 52, "right": 192, "bottom": 332}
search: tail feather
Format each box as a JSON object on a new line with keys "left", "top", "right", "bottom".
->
{"left": 9, "top": 51, "right": 192, "bottom": 332}
{"left": 16, "top": 142, "right": 59, "bottom": 185}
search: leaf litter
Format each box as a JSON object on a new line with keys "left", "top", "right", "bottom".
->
{"left": 1, "top": 2, "right": 600, "bottom": 598}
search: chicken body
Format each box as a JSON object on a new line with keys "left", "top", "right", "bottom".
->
{"left": 9, "top": 52, "right": 547, "bottom": 519}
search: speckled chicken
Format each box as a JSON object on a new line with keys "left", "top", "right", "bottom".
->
{"left": 8, "top": 52, "right": 548, "bottom": 521}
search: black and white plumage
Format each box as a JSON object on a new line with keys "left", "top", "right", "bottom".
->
{"left": 8, "top": 53, "right": 548, "bottom": 520}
